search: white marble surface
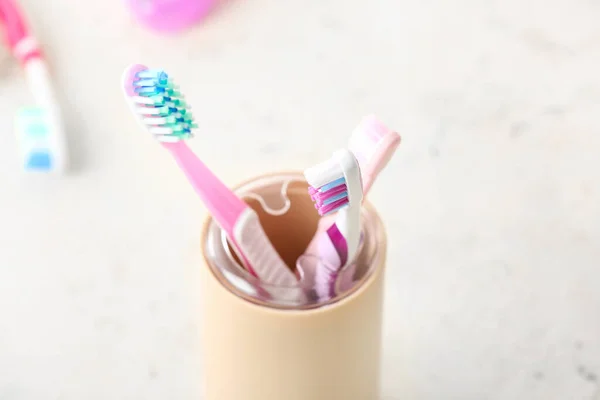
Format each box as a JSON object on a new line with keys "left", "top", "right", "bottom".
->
{"left": 1, "top": 0, "right": 599, "bottom": 398}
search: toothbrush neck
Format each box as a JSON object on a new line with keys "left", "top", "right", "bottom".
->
{"left": 14, "top": 36, "right": 42, "bottom": 65}
{"left": 161, "top": 140, "right": 248, "bottom": 235}
{"left": 334, "top": 204, "right": 361, "bottom": 264}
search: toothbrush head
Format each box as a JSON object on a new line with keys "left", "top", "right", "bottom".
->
{"left": 348, "top": 115, "right": 400, "bottom": 193}
{"left": 122, "top": 64, "right": 197, "bottom": 142}
{"left": 304, "top": 149, "right": 363, "bottom": 216}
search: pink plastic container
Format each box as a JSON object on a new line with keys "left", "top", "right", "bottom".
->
{"left": 124, "top": 0, "right": 215, "bottom": 33}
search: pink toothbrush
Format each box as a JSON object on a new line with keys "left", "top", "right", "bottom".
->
{"left": 122, "top": 64, "right": 298, "bottom": 287}
{"left": 298, "top": 115, "right": 400, "bottom": 297}
{"left": 0, "top": 0, "right": 69, "bottom": 173}
{"left": 348, "top": 115, "right": 401, "bottom": 195}
{"left": 0, "top": 0, "right": 39, "bottom": 63}
{"left": 304, "top": 149, "right": 363, "bottom": 298}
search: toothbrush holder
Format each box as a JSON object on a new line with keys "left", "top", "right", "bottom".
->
{"left": 198, "top": 171, "right": 387, "bottom": 400}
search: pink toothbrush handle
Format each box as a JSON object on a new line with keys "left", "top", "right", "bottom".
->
{"left": 161, "top": 141, "right": 246, "bottom": 236}
{"left": 360, "top": 131, "right": 400, "bottom": 194}
{"left": 299, "top": 117, "right": 400, "bottom": 297}
{"left": 0, "top": 0, "right": 42, "bottom": 64}
{"left": 0, "top": 0, "right": 28, "bottom": 48}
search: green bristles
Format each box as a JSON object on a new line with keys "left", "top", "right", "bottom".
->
{"left": 134, "top": 69, "right": 196, "bottom": 140}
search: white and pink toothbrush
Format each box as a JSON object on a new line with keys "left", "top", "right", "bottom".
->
{"left": 303, "top": 149, "right": 364, "bottom": 298}
{"left": 299, "top": 116, "right": 400, "bottom": 298}
{"left": 121, "top": 64, "right": 298, "bottom": 287}
{"left": 0, "top": 0, "right": 68, "bottom": 173}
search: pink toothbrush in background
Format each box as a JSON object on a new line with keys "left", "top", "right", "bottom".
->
{"left": 298, "top": 115, "right": 400, "bottom": 298}
{"left": 124, "top": 0, "right": 215, "bottom": 33}
{"left": 0, "top": 0, "right": 68, "bottom": 173}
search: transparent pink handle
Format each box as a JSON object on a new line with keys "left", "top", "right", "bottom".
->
{"left": 162, "top": 141, "right": 247, "bottom": 235}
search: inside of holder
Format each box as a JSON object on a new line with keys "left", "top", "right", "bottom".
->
{"left": 227, "top": 179, "right": 321, "bottom": 272}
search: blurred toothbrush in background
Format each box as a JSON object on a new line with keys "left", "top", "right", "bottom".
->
{"left": 122, "top": 64, "right": 298, "bottom": 287}
{"left": 298, "top": 116, "right": 400, "bottom": 298}
{"left": 0, "top": 0, "right": 68, "bottom": 173}
{"left": 124, "top": 0, "right": 215, "bottom": 33}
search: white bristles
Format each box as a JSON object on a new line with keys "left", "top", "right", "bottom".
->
{"left": 135, "top": 106, "right": 161, "bottom": 115}
{"left": 142, "top": 116, "right": 168, "bottom": 125}
{"left": 148, "top": 126, "right": 175, "bottom": 135}
{"left": 133, "top": 96, "right": 156, "bottom": 105}
{"left": 304, "top": 157, "right": 344, "bottom": 189}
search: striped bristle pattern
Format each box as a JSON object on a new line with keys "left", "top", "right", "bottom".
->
{"left": 132, "top": 69, "right": 197, "bottom": 141}
{"left": 308, "top": 176, "right": 349, "bottom": 216}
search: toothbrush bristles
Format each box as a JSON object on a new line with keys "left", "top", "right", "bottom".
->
{"left": 305, "top": 160, "right": 349, "bottom": 216}
{"left": 131, "top": 68, "right": 195, "bottom": 141}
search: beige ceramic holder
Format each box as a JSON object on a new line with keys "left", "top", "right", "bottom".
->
{"left": 199, "top": 172, "right": 387, "bottom": 400}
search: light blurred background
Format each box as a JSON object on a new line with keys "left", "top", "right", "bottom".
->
{"left": 0, "top": 0, "right": 599, "bottom": 399}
